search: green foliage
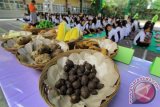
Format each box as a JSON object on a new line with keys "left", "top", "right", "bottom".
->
{"left": 89, "top": 0, "right": 160, "bottom": 20}
{"left": 151, "top": 0, "right": 160, "bottom": 10}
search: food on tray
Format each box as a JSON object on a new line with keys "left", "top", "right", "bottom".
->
{"left": 1, "top": 30, "right": 32, "bottom": 40}
{"left": 2, "top": 36, "right": 32, "bottom": 51}
{"left": 55, "top": 60, "right": 104, "bottom": 104}
{"left": 23, "top": 24, "right": 35, "bottom": 30}
{"left": 42, "top": 51, "right": 119, "bottom": 107}
{"left": 17, "top": 37, "right": 69, "bottom": 66}
{"left": 17, "top": 36, "right": 32, "bottom": 45}
{"left": 35, "top": 53, "right": 51, "bottom": 64}
{"left": 75, "top": 39, "right": 118, "bottom": 57}
{"left": 56, "top": 22, "right": 82, "bottom": 42}
{"left": 39, "top": 29, "right": 57, "bottom": 39}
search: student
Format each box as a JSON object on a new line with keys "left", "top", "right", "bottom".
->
{"left": 96, "top": 17, "right": 103, "bottom": 32}
{"left": 76, "top": 20, "right": 83, "bottom": 31}
{"left": 133, "top": 22, "right": 151, "bottom": 47}
{"left": 70, "top": 18, "right": 75, "bottom": 28}
{"left": 55, "top": 16, "right": 60, "bottom": 26}
{"left": 131, "top": 18, "right": 140, "bottom": 33}
{"left": 122, "top": 20, "right": 128, "bottom": 38}
{"left": 102, "top": 18, "right": 108, "bottom": 28}
{"left": 115, "top": 21, "right": 124, "bottom": 40}
{"left": 105, "top": 24, "right": 119, "bottom": 42}
{"left": 126, "top": 18, "right": 132, "bottom": 36}
{"left": 90, "top": 18, "right": 97, "bottom": 33}
{"left": 83, "top": 20, "right": 91, "bottom": 35}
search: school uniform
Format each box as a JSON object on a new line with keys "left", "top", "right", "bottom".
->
{"left": 133, "top": 30, "right": 150, "bottom": 47}
{"left": 83, "top": 22, "right": 91, "bottom": 34}
{"left": 54, "top": 19, "right": 60, "bottom": 25}
{"left": 108, "top": 18, "right": 112, "bottom": 25}
{"left": 76, "top": 24, "right": 83, "bottom": 31}
{"left": 116, "top": 27, "right": 124, "bottom": 40}
{"left": 126, "top": 23, "right": 131, "bottom": 36}
{"left": 70, "top": 22, "right": 76, "bottom": 28}
{"left": 131, "top": 20, "right": 140, "bottom": 32}
{"left": 52, "top": 16, "right": 55, "bottom": 23}
{"left": 96, "top": 20, "right": 102, "bottom": 28}
{"left": 103, "top": 20, "right": 107, "bottom": 27}
{"left": 108, "top": 28, "right": 119, "bottom": 42}
{"left": 91, "top": 23, "right": 97, "bottom": 29}
{"left": 122, "top": 26, "right": 128, "bottom": 37}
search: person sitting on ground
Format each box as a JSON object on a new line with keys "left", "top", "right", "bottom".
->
{"left": 122, "top": 20, "right": 128, "bottom": 39}
{"left": 115, "top": 20, "right": 124, "bottom": 40}
{"left": 83, "top": 20, "right": 91, "bottom": 35}
{"left": 126, "top": 18, "right": 132, "bottom": 36}
{"left": 105, "top": 24, "right": 119, "bottom": 42}
{"left": 133, "top": 22, "right": 151, "bottom": 47}
{"left": 91, "top": 17, "right": 97, "bottom": 33}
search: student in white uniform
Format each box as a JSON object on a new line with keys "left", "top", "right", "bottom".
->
{"left": 105, "top": 24, "right": 119, "bottom": 42}
{"left": 133, "top": 22, "right": 151, "bottom": 47}
{"left": 131, "top": 19, "right": 140, "bottom": 33}
{"left": 115, "top": 21, "right": 124, "bottom": 40}
{"left": 83, "top": 21, "right": 91, "bottom": 35}
{"left": 102, "top": 18, "right": 108, "bottom": 28}
{"left": 126, "top": 19, "right": 131, "bottom": 36}
{"left": 122, "top": 20, "right": 128, "bottom": 38}
{"left": 91, "top": 18, "right": 97, "bottom": 33}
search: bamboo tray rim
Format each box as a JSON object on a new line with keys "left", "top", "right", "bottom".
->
{"left": 39, "top": 49, "right": 120, "bottom": 107}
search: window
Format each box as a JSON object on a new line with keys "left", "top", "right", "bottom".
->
{"left": 0, "top": 2, "right": 5, "bottom": 9}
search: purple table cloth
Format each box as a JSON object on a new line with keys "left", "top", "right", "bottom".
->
{"left": 0, "top": 46, "right": 160, "bottom": 107}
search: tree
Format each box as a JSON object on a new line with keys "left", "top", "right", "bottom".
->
{"left": 151, "top": 0, "right": 160, "bottom": 10}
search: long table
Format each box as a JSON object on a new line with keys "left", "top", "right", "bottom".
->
{"left": 0, "top": 46, "right": 160, "bottom": 107}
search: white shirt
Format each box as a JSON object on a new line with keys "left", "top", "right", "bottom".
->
{"left": 116, "top": 27, "right": 124, "bottom": 40}
{"left": 122, "top": 26, "right": 128, "bottom": 37}
{"left": 83, "top": 21, "right": 89, "bottom": 30}
{"left": 52, "top": 16, "right": 55, "bottom": 23}
{"left": 54, "top": 19, "right": 59, "bottom": 24}
{"left": 132, "top": 20, "right": 139, "bottom": 32}
{"left": 108, "top": 29, "right": 119, "bottom": 42}
{"left": 103, "top": 20, "right": 107, "bottom": 27}
{"left": 108, "top": 18, "right": 112, "bottom": 25}
{"left": 96, "top": 20, "right": 102, "bottom": 28}
{"left": 91, "top": 23, "right": 96, "bottom": 29}
{"left": 76, "top": 24, "right": 83, "bottom": 31}
{"left": 133, "top": 30, "right": 146, "bottom": 45}
{"left": 126, "top": 23, "right": 131, "bottom": 35}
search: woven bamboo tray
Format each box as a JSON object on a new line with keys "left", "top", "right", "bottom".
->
{"left": 16, "top": 52, "right": 44, "bottom": 70}
{"left": 24, "top": 28, "right": 52, "bottom": 35}
{"left": 0, "top": 36, "right": 13, "bottom": 42}
{"left": 1, "top": 41, "right": 23, "bottom": 54}
{"left": 74, "top": 38, "right": 118, "bottom": 58}
{"left": 39, "top": 49, "right": 120, "bottom": 107}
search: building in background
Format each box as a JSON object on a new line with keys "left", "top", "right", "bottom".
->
{"left": 0, "top": 0, "right": 91, "bottom": 18}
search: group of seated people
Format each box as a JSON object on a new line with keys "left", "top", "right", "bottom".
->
{"left": 20, "top": 12, "right": 155, "bottom": 47}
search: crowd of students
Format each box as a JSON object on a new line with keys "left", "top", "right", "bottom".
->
{"left": 20, "top": 11, "right": 156, "bottom": 47}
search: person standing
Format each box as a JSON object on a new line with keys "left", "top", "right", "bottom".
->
{"left": 29, "top": 0, "right": 37, "bottom": 25}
